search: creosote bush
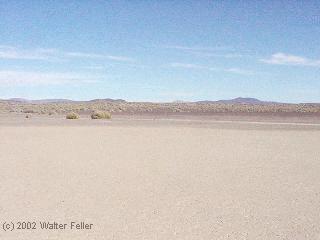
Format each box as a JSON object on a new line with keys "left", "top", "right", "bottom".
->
{"left": 66, "top": 112, "right": 79, "bottom": 119}
{"left": 91, "top": 111, "right": 111, "bottom": 119}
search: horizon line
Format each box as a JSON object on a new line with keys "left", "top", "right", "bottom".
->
{"left": 1, "top": 97, "right": 320, "bottom": 105}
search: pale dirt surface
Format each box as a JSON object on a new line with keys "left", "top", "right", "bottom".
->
{"left": 0, "top": 116, "right": 320, "bottom": 239}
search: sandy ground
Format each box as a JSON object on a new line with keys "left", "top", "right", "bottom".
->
{"left": 0, "top": 115, "right": 320, "bottom": 239}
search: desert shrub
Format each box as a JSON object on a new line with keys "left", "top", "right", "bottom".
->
{"left": 91, "top": 111, "right": 111, "bottom": 119}
{"left": 23, "top": 109, "right": 35, "bottom": 113}
{"left": 25, "top": 114, "right": 31, "bottom": 118}
{"left": 66, "top": 112, "right": 79, "bottom": 119}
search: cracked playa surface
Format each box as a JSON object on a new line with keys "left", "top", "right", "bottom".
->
{"left": 0, "top": 117, "right": 320, "bottom": 239}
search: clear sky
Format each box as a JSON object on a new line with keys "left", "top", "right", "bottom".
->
{"left": 0, "top": 0, "right": 320, "bottom": 102}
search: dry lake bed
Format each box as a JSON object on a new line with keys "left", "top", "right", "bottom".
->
{"left": 0, "top": 114, "right": 320, "bottom": 239}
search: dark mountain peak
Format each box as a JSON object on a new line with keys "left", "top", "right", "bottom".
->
{"left": 226, "top": 97, "right": 263, "bottom": 104}
{"left": 197, "top": 97, "right": 278, "bottom": 104}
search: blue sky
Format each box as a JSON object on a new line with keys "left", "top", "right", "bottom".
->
{"left": 0, "top": 0, "right": 320, "bottom": 102}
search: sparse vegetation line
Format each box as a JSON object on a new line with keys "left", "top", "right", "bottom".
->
{"left": 1, "top": 99, "right": 320, "bottom": 115}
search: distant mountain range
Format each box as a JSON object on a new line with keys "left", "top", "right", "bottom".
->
{"left": 0, "top": 97, "right": 317, "bottom": 104}
{"left": 3, "top": 98, "right": 126, "bottom": 104}
{"left": 5, "top": 98, "right": 74, "bottom": 104}
{"left": 88, "top": 98, "right": 127, "bottom": 103}
{"left": 197, "top": 97, "right": 279, "bottom": 105}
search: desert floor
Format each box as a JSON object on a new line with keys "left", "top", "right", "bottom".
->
{"left": 0, "top": 115, "right": 320, "bottom": 239}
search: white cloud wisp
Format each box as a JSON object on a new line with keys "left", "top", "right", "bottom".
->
{"left": 0, "top": 46, "right": 134, "bottom": 63}
{"left": 261, "top": 53, "right": 320, "bottom": 67}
